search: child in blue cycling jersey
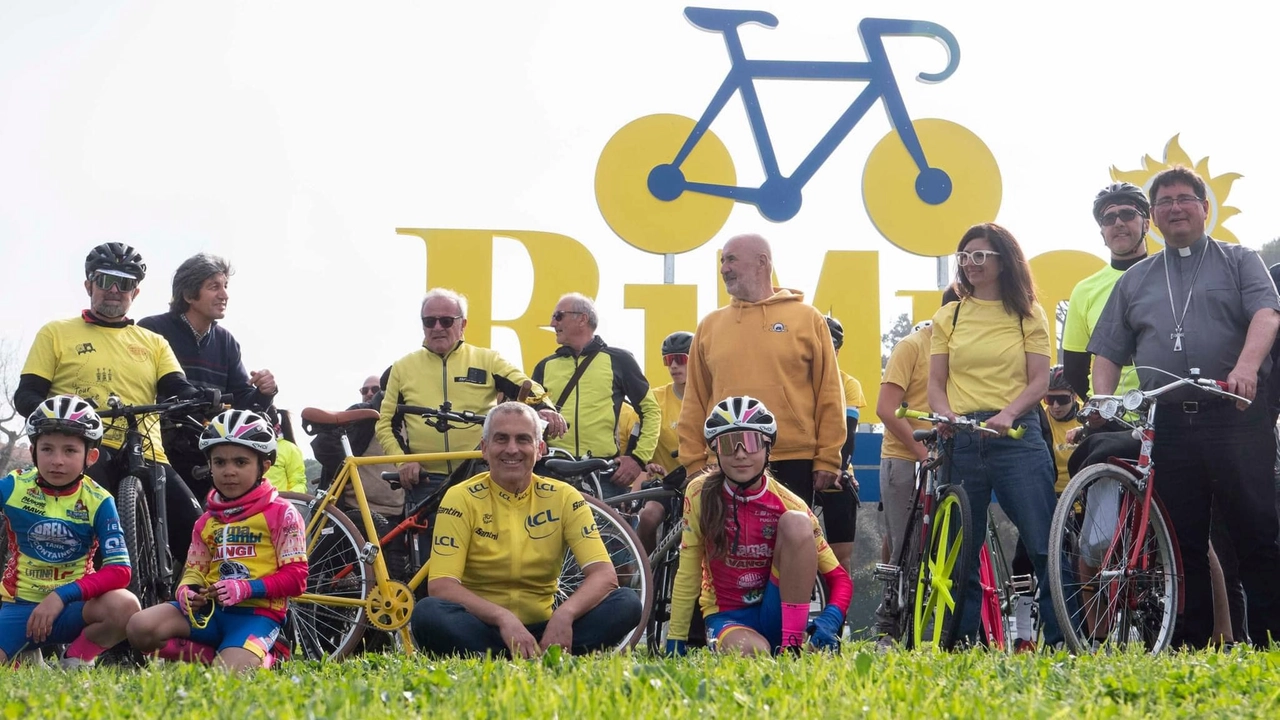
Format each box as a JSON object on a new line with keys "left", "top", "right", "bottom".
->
{"left": 126, "top": 409, "right": 308, "bottom": 671}
{"left": 0, "top": 395, "right": 140, "bottom": 668}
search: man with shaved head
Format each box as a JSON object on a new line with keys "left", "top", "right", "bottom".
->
{"left": 677, "top": 233, "right": 856, "bottom": 573}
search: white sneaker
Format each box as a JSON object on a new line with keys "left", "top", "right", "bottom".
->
{"left": 58, "top": 656, "right": 95, "bottom": 670}
{"left": 15, "top": 648, "right": 48, "bottom": 668}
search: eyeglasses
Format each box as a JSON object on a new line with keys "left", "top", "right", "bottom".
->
{"left": 421, "top": 315, "right": 463, "bottom": 329}
{"left": 1153, "top": 194, "right": 1203, "bottom": 210}
{"left": 663, "top": 353, "right": 689, "bottom": 366}
{"left": 360, "top": 385, "right": 379, "bottom": 396}
{"left": 551, "top": 310, "right": 585, "bottom": 323}
{"left": 1100, "top": 208, "right": 1141, "bottom": 226}
{"left": 91, "top": 273, "right": 139, "bottom": 292}
{"left": 1045, "top": 395, "right": 1074, "bottom": 407}
{"left": 711, "top": 430, "right": 767, "bottom": 456}
{"left": 956, "top": 250, "right": 1000, "bottom": 266}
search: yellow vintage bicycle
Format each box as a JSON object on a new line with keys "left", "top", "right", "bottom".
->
{"left": 284, "top": 403, "right": 652, "bottom": 661}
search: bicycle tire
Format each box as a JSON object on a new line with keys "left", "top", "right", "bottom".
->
{"left": 280, "top": 492, "right": 370, "bottom": 661}
{"left": 977, "top": 540, "right": 1006, "bottom": 649}
{"left": 913, "top": 484, "right": 971, "bottom": 649}
{"left": 984, "top": 512, "right": 1021, "bottom": 651}
{"left": 555, "top": 495, "right": 653, "bottom": 651}
{"left": 889, "top": 501, "right": 925, "bottom": 646}
{"left": 117, "top": 474, "right": 162, "bottom": 609}
{"left": 1048, "top": 465, "right": 1179, "bottom": 655}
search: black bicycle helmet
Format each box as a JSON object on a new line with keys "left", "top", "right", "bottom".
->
{"left": 661, "top": 331, "right": 693, "bottom": 356}
{"left": 824, "top": 315, "right": 844, "bottom": 350}
{"left": 1092, "top": 182, "right": 1150, "bottom": 224}
{"left": 1048, "top": 365, "right": 1071, "bottom": 393}
{"left": 85, "top": 242, "right": 147, "bottom": 281}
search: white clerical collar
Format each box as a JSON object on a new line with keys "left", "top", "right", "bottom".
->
{"left": 1177, "top": 246, "right": 1192, "bottom": 257}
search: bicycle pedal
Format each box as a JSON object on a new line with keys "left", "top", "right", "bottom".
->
{"left": 873, "top": 563, "right": 901, "bottom": 582}
{"left": 1010, "top": 574, "right": 1034, "bottom": 594}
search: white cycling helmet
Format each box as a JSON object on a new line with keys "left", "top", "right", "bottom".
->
{"left": 24, "top": 394, "right": 105, "bottom": 446}
{"left": 199, "top": 409, "right": 278, "bottom": 462}
{"left": 703, "top": 395, "right": 778, "bottom": 445}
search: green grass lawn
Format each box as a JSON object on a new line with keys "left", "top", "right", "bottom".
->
{"left": 4, "top": 645, "right": 1279, "bottom": 719}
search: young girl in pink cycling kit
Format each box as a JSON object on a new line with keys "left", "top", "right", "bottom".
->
{"left": 126, "top": 409, "right": 308, "bottom": 670}
{"left": 666, "top": 396, "right": 852, "bottom": 655}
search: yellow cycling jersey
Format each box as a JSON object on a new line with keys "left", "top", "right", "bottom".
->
{"left": 264, "top": 438, "right": 307, "bottom": 494}
{"left": 22, "top": 317, "right": 183, "bottom": 463}
{"left": 377, "top": 341, "right": 550, "bottom": 475}
{"left": 649, "top": 383, "right": 684, "bottom": 474}
{"left": 428, "top": 472, "right": 609, "bottom": 625}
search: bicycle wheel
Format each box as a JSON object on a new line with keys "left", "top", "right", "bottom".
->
{"left": 594, "top": 113, "right": 736, "bottom": 255}
{"left": 117, "top": 474, "right": 161, "bottom": 609}
{"left": 862, "top": 118, "right": 1002, "bottom": 257}
{"left": 977, "top": 541, "right": 1006, "bottom": 649}
{"left": 555, "top": 495, "right": 653, "bottom": 650}
{"left": 281, "top": 492, "right": 370, "bottom": 661}
{"left": 888, "top": 502, "right": 926, "bottom": 646}
{"left": 913, "top": 484, "right": 971, "bottom": 649}
{"left": 1049, "top": 465, "right": 1179, "bottom": 654}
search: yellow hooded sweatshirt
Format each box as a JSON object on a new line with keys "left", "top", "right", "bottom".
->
{"left": 677, "top": 288, "right": 846, "bottom": 474}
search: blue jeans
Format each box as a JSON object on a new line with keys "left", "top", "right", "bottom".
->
{"left": 944, "top": 409, "right": 1063, "bottom": 646}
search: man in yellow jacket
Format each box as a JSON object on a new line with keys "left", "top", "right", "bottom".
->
{"left": 677, "top": 233, "right": 853, "bottom": 567}
{"left": 377, "top": 288, "right": 566, "bottom": 504}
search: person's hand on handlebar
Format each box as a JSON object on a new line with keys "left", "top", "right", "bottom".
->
{"left": 398, "top": 461, "right": 423, "bottom": 488}
{"left": 538, "top": 409, "right": 568, "bottom": 439}
{"left": 934, "top": 408, "right": 958, "bottom": 438}
{"left": 1226, "top": 362, "right": 1259, "bottom": 410}
{"left": 984, "top": 409, "right": 1018, "bottom": 436}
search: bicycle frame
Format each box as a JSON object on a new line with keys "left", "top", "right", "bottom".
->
{"left": 655, "top": 11, "right": 960, "bottom": 220}
{"left": 296, "top": 439, "right": 482, "bottom": 651}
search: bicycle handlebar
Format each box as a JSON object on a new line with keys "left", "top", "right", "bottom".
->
{"left": 1083, "top": 368, "right": 1249, "bottom": 422}
{"left": 858, "top": 18, "right": 960, "bottom": 83}
{"left": 399, "top": 404, "right": 487, "bottom": 432}
{"left": 895, "top": 404, "right": 1026, "bottom": 439}
{"left": 96, "top": 390, "right": 225, "bottom": 420}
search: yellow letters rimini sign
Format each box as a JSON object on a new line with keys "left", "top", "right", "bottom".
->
{"left": 398, "top": 8, "right": 1240, "bottom": 425}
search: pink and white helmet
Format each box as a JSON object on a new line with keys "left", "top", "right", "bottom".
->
{"left": 24, "top": 394, "right": 105, "bottom": 446}
{"left": 199, "top": 409, "right": 278, "bottom": 461}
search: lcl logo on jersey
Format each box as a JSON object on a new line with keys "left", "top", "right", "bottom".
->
{"left": 525, "top": 509, "right": 561, "bottom": 539}
{"left": 434, "top": 535, "right": 460, "bottom": 557}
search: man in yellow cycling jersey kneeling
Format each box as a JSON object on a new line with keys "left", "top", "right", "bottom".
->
{"left": 410, "top": 402, "right": 642, "bottom": 657}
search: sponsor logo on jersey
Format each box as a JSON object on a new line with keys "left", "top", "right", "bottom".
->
{"left": 218, "top": 560, "right": 252, "bottom": 580}
{"left": 580, "top": 523, "right": 598, "bottom": 539}
{"left": 467, "top": 482, "right": 489, "bottom": 499}
{"left": 103, "top": 536, "right": 127, "bottom": 556}
{"left": 75, "top": 343, "right": 96, "bottom": 355}
{"left": 66, "top": 499, "right": 89, "bottom": 522}
{"left": 737, "top": 571, "right": 766, "bottom": 588}
{"left": 761, "top": 524, "right": 775, "bottom": 540}
{"left": 454, "top": 367, "right": 488, "bottom": 385}
{"left": 214, "top": 526, "right": 263, "bottom": 545}
{"left": 438, "top": 506, "right": 464, "bottom": 519}
{"left": 734, "top": 542, "right": 772, "bottom": 559}
{"left": 743, "top": 588, "right": 764, "bottom": 604}
{"left": 525, "top": 509, "right": 561, "bottom": 539}
{"left": 474, "top": 528, "right": 499, "bottom": 540}
{"left": 571, "top": 499, "right": 586, "bottom": 512}
{"left": 433, "top": 535, "right": 460, "bottom": 557}
{"left": 482, "top": 513, "right": 493, "bottom": 524}
{"left": 126, "top": 344, "right": 150, "bottom": 362}
{"left": 213, "top": 544, "right": 259, "bottom": 560}
{"left": 27, "top": 520, "right": 82, "bottom": 563}
{"left": 533, "top": 481, "right": 557, "bottom": 498}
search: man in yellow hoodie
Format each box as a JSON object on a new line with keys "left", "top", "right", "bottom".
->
{"left": 677, "top": 233, "right": 853, "bottom": 569}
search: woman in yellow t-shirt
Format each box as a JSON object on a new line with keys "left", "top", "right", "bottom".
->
{"left": 927, "top": 222, "right": 1062, "bottom": 649}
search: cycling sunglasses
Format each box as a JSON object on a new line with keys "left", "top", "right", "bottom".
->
{"left": 1100, "top": 208, "right": 1141, "bottom": 226}
{"left": 421, "top": 315, "right": 463, "bottom": 329}
{"left": 663, "top": 353, "right": 689, "bottom": 366}
{"left": 360, "top": 385, "right": 379, "bottom": 396}
{"left": 90, "top": 273, "right": 139, "bottom": 292}
{"left": 1045, "top": 394, "right": 1074, "bottom": 407}
{"left": 712, "top": 430, "right": 768, "bottom": 456}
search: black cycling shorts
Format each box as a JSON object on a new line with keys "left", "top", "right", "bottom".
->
{"left": 769, "top": 459, "right": 857, "bottom": 544}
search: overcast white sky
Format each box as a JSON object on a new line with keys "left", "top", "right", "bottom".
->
{"left": 3, "top": 1, "right": 1277, "bottom": 452}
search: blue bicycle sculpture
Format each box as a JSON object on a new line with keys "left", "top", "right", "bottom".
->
{"left": 595, "top": 7, "right": 1002, "bottom": 256}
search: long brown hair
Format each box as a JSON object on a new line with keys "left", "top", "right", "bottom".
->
{"left": 697, "top": 467, "right": 773, "bottom": 560}
{"left": 953, "top": 223, "right": 1038, "bottom": 319}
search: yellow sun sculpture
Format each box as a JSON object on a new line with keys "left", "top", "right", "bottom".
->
{"left": 1110, "top": 134, "right": 1242, "bottom": 250}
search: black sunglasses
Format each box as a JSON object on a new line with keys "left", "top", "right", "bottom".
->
{"left": 91, "top": 273, "right": 139, "bottom": 292}
{"left": 360, "top": 385, "right": 379, "bottom": 396}
{"left": 1045, "top": 395, "right": 1074, "bottom": 406}
{"left": 422, "top": 315, "right": 462, "bottom": 329}
{"left": 1100, "top": 208, "right": 1141, "bottom": 226}
{"left": 551, "top": 310, "right": 585, "bottom": 323}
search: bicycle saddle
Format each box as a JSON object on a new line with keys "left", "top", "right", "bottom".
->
{"left": 684, "top": 7, "right": 778, "bottom": 32}
{"left": 543, "top": 458, "right": 613, "bottom": 477}
{"left": 301, "top": 407, "right": 380, "bottom": 427}
{"left": 912, "top": 429, "right": 936, "bottom": 442}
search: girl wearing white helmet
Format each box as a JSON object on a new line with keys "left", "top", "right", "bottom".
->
{"left": 126, "top": 409, "right": 308, "bottom": 671}
{"left": 0, "top": 395, "right": 140, "bottom": 668}
{"left": 664, "top": 396, "right": 852, "bottom": 656}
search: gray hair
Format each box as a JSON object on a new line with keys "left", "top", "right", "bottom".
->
{"left": 170, "top": 253, "right": 233, "bottom": 314}
{"left": 559, "top": 292, "right": 598, "bottom": 329}
{"left": 421, "top": 287, "right": 468, "bottom": 319}
{"left": 481, "top": 401, "right": 545, "bottom": 442}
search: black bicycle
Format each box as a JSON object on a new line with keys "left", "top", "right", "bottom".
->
{"left": 95, "top": 392, "right": 223, "bottom": 609}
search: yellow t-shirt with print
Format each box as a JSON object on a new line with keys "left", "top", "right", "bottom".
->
{"left": 1045, "top": 408, "right": 1079, "bottom": 494}
{"left": 881, "top": 327, "right": 932, "bottom": 462}
{"left": 930, "top": 299, "right": 1051, "bottom": 416}
{"left": 840, "top": 372, "right": 866, "bottom": 413}
{"left": 429, "top": 473, "right": 609, "bottom": 624}
{"left": 650, "top": 383, "right": 683, "bottom": 474}
{"left": 22, "top": 317, "right": 183, "bottom": 463}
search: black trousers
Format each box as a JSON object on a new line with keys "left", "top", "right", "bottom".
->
{"left": 1152, "top": 401, "right": 1280, "bottom": 648}
{"left": 770, "top": 459, "right": 857, "bottom": 544}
